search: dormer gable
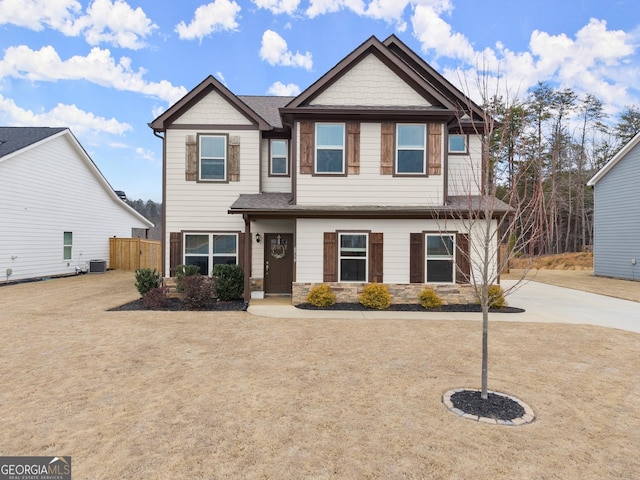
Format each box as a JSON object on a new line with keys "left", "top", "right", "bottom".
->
{"left": 150, "top": 75, "right": 270, "bottom": 132}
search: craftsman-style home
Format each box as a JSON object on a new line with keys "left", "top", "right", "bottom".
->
{"left": 150, "top": 35, "right": 510, "bottom": 304}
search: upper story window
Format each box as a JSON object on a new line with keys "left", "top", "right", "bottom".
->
{"left": 339, "top": 233, "right": 367, "bottom": 282}
{"left": 315, "top": 123, "right": 345, "bottom": 174}
{"left": 199, "top": 134, "right": 227, "bottom": 181}
{"left": 184, "top": 233, "right": 238, "bottom": 275}
{"left": 396, "top": 124, "right": 426, "bottom": 174}
{"left": 448, "top": 134, "right": 467, "bottom": 154}
{"left": 270, "top": 139, "right": 289, "bottom": 176}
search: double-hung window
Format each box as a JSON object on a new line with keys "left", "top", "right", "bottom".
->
{"left": 63, "top": 232, "right": 73, "bottom": 260}
{"left": 448, "top": 134, "right": 467, "bottom": 153}
{"left": 270, "top": 139, "right": 288, "bottom": 176}
{"left": 199, "top": 135, "right": 227, "bottom": 181}
{"left": 396, "top": 124, "right": 426, "bottom": 174}
{"left": 184, "top": 233, "right": 238, "bottom": 275}
{"left": 426, "top": 234, "right": 455, "bottom": 283}
{"left": 339, "top": 233, "right": 367, "bottom": 282}
{"left": 315, "top": 123, "right": 345, "bottom": 174}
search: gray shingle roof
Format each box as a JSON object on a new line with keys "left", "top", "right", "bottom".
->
{"left": 238, "top": 96, "right": 294, "bottom": 129}
{"left": 0, "top": 127, "right": 66, "bottom": 158}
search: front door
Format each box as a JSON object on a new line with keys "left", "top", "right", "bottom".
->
{"left": 264, "top": 233, "right": 293, "bottom": 294}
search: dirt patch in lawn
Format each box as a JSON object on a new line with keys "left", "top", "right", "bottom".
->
{"left": 1, "top": 271, "right": 639, "bottom": 479}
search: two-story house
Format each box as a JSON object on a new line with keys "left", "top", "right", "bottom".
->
{"left": 150, "top": 35, "right": 510, "bottom": 305}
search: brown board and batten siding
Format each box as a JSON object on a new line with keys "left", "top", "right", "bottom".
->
{"left": 381, "top": 122, "right": 442, "bottom": 175}
{"left": 168, "top": 232, "right": 246, "bottom": 277}
{"left": 299, "top": 121, "right": 360, "bottom": 175}
{"left": 323, "top": 231, "right": 383, "bottom": 283}
{"left": 409, "top": 232, "right": 469, "bottom": 284}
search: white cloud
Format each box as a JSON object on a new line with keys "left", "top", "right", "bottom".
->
{"left": 0, "top": 0, "right": 156, "bottom": 50}
{"left": 267, "top": 81, "right": 301, "bottom": 96}
{"left": 252, "top": 0, "right": 300, "bottom": 15}
{"left": 411, "top": 4, "right": 475, "bottom": 62}
{"left": 259, "top": 30, "right": 312, "bottom": 70}
{"left": 0, "top": 45, "right": 187, "bottom": 104}
{"left": 0, "top": 0, "right": 82, "bottom": 33}
{"left": 306, "top": 0, "right": 364, "bottom": 18}
{"left": 175, "top": 0, "right": 241, "bottom": 41}
{"left": 215, "top": 71, "right": 227, "bottom": 85}
{"left": 78, "top": 0, "right": 158, "bottom": 50}
{"left": 0, "top": 94, "right": 131, "bottom": 135}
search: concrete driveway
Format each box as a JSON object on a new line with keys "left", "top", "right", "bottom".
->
{"left": 249, "top": 280, "right": 640, "bottom": 333}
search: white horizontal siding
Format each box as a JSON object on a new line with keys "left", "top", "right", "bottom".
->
{"left": 0, "top": 134, "right": 150, "bottom": 281}
{"left": 173, "top": 90, "right": 253, "bottom": 125}
{"left": 250, "top": 219, "right": 295, "bottom": 278}
{"left": 164, "top": 128, "right": 261, "bottom": 275}
{"left": 310, "top": 55, "right": 430, "bottom": 107}
{"left": 296, "top": 122, "right": 444, "bottom": 206}
{"left": 296, "top": 218, "right": 497, "bottom": 285}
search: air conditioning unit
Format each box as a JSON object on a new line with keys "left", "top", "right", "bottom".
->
{"left": 89, "top": 259, "right": 107, "bottom": 273}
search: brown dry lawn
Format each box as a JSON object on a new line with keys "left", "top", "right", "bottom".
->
{"left": 1, "top": 271, "right": 639, "bottom": 479}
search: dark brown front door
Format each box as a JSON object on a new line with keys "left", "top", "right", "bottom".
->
{"left": 264, "top": 233, "right": 293, "bottom": 294}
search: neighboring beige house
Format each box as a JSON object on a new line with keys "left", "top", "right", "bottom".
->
{"left": 150, "top": 35, "right": 510, "bottom": 304}
{"left": 0, "top": 127, "right": 153, "bottom": 283}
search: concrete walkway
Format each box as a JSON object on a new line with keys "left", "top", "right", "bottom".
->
{"left": 247, "top": 280, "right": 640, "bottom": 333}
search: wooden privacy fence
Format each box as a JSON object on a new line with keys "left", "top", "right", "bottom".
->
{"left": 109, "top": 238, "right": 161, "bottom": 272}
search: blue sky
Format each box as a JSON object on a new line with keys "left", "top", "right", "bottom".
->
{"left": 1, "top": 0, "right": 640, "bottom": 202}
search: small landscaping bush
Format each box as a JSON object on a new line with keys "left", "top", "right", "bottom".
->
{"left": 418, "top": 287, "right": 443, "bottom": 309}
{"left": 307, "top": 284, "right": 336, "bottom": 307}
{"left": 488, "top": 285, "right": 507, "bottom": 308}
{"left": 181, "top": 275, "right": 215, "bottom": 310}
{"left": 135, "top": 268, "right": 162, "bottom": 297}
{"left": 212, "top": 264, "right": 244, "bottom": 301}
{"left": 359, "top": 283, "right": 391, "bottom": 310}
{"left": 175, "top": 264, "right": 201, "bottom": 293}
{"left": 142, "top": 285, "right": 170, "bottom": 310}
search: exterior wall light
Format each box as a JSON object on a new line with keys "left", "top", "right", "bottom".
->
{"left": 255, "top": 233, "right": 261, "bottom": 243}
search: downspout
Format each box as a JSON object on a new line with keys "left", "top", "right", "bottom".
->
{"left": 152, "top": 128, "right": 166, "bottom": 277}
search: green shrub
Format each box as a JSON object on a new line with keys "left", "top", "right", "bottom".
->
{"left": 307, "top": 284, "right": 336, "bottom": 307}
{"left": 135, "top": 268, "right": 162, "bottom": 297}
{"left": 181, "top": 275, "right": 214, "bottom": 310}
{"left": 212, "top": 264, "right": 244, "bottom": 301}
{"left": 418, "top": 287, "right": 443, "bottom": 309}
{"left": 175, "top": 264, "right": 201, "bottom": 293}
{"left": 488, "top": 285, "right": 507, "bottom": 308}
{"left": 142, "top": 285, "right": 170, "bottom": 310}
{"left": 359, "top": 283, "right": 391, "bottom": 310}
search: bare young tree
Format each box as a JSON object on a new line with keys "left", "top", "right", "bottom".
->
{"left": 444, "top": 72, "right": 543, "bottom": 400}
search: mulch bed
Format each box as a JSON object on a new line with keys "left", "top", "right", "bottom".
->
{"left": 108, "top": 298, "right": 245, "bottom": 312}
{"left": 450, "top": 390, "right": 525, "bottom": 421}
{"left": 296, "top": 303, "right": 524, "bottom": 313}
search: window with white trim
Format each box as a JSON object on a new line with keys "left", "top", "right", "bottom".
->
{"left": 396, "top": 124, "right": 426, "bottom": 174}
{"left": 315, "top": 123, "right": 345, "bottom": 174}
{"left": 199, "top": 134, "right": 227, "bottom": 181}
{"left": 270, "top": 139, "right": 288, "bottom": 176}
{"left": 339, "top": 233, "right": 367, "bottom": 282}
{"left": 63, "top": 232, "right": 73, "bottom": 260}
{"left": 184, "top": 233, "right": 238, "bottom": 275}
{"left": 426, "top": 234, "right": 455, "bottom": 283}
{"left": 448, "top": 134, "right": 467, "bottom": 153}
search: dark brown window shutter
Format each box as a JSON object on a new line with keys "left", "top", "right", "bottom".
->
{"left": 323, "top": 232, "right": 337, "bottom": 282}
{"left": 300, "top": 121, "right": 314, "bottom": 174}
{"left": 228, "top": 136, "right": 240, "bottom": 181}
{"left": 347, "top": 122, "right": 360, "bottom": 174}
{"left": 380, "top": 122, "right": 394, "bottom": 175}
{"left": 169, "top": 232, "right": 182, "bottom": 277}
{"left": 428, "top": 123, "right": 442, "bottom": 176}
{"left": 186, "top": 135, "right": 197, "bottom": 181}
{"left": 456, "top": 233, "right": 471, "bottom": 283}
{"left": 409, "top": 232, "right": 424, "bottom": 283}
{"left": 369, "top": 232, "right": 383, "bottom": 283}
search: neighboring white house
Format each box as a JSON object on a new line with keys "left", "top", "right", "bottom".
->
{"left": 0, "top": 127, "right": 153, "bottom": 283}
{"left": 150, "top": 35, "right": 511, "bottom": 304}
{"left": 587, "top": 131, "right": 640, "bottom": 281}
